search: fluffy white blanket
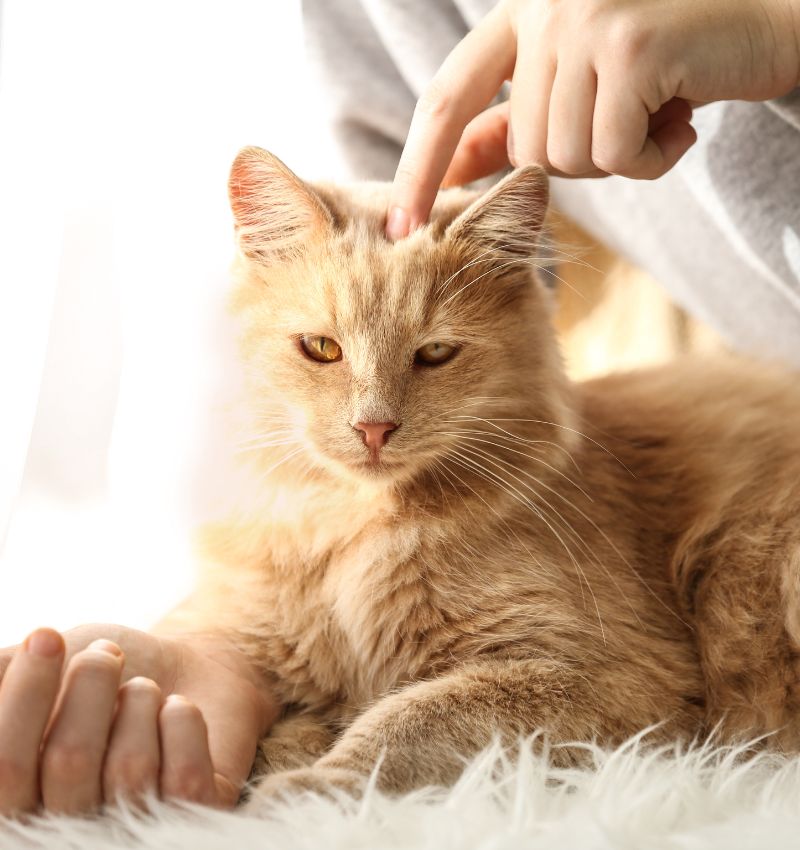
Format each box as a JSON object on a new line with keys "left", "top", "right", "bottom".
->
{"left": 2, "top": 736, "right": 799, "bottom": 850}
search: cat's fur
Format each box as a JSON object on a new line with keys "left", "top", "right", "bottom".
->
{"left": 166, "top": 147, "right": 800, "bottom": 804}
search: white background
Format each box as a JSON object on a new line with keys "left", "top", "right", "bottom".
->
{"left": 0, "top": 1, "right": 344, "bottom": 645}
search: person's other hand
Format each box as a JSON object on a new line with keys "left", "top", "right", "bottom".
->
{"left": 0, "top": 624, "right": 278, "bottom": 816}
{"left": 386, "top": 0, "right": 800, "bottom": 238}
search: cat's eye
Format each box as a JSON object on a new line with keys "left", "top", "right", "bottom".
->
{"left": 415, "top": 341, "right": 457, "bottom": 366}
{"left": 300, "top": 334, "right": 342, "bottom": 363}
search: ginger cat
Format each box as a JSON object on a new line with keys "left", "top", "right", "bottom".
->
{"left": 164, "top": 147, "right": 800, "bottom": 806}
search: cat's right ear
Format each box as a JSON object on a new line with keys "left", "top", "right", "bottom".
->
{"left": 228, "top": 147, "right": 333, "bottom": 263}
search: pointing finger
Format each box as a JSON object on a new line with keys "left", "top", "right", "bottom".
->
{"left": 387, "top": 4, "right": 515, "bottom": 239}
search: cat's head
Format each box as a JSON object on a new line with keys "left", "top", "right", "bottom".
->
{"left": 227, "top": 147, "right": 574, "bottom": 489}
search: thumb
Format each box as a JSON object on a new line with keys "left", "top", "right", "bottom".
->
{"left": 190, "top": 676, "right": 279, "bottom": 807}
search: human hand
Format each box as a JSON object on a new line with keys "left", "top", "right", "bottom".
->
{"left": 386, "top": 0, "right": 800, "bottom": 238}
{"left": 0, "top": 624, "right": 278, "bottom": 817}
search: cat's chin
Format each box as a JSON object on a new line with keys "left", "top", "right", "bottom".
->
{"left": 313, "top": 451, "right": 416, "bottom": 486}
{"left": 342, "top": 457, "right": 410, "bottom": 483}
{"left": 353, "top": 458, "right": 406, "bottom": 476}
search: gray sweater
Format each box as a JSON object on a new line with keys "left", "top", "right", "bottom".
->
{"left": 303, "top": 0, "right": 800, "bottom": 366}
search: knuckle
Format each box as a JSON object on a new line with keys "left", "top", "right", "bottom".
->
{"left": 509, "top": 140, "right": 547, "bottom": 169}
{"left": 164, "top": 762, "right": 208, "bottom": 800}
{"left": 391, "top": 161, "right": 420, "bottom": 191}
{"left": 547, "top": 145, "right": 588, "bottom": 175}
{"left": 604, "top": 13, "right": 654, "bottom": 65}
{"left": 122, "top": 677, "right": 162, "bottom": 699}
{"left": 69, "top": 651, "right": 121, "bottom": 679}
{"left": 162, "top": 695, "right": 201, "bottom": 718}
{"left": 44, "top": 742, "right": 95, "bottom": 780}
{"left": 591, "top": 147, "right": 646, "bottom": 178}
{"left": 509, "top": 115, "right": 546, "bottom": 169}
{"left": 415, "top": 78, "right": 455, "bottom": 123}
{"left": 538, "top": 0, "right": 563, "bottom": 30}
{"left": 591, "top": 153, "right": 624, "bottom": 174}
{"left": 639, "top": 166, "right": 666, "bottom": 182}
{"left": 104, "top": 752, "right": 158, "bottom": 795}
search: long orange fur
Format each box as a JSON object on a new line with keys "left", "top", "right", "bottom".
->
{"left": 160, "top": 147, "right": 800, "bottom": 804}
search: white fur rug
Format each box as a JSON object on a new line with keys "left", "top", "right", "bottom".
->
{"left": 3, "top": 736, "right": 800, "bottom": 850}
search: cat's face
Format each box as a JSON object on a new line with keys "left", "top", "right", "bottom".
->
{"left": 228, "top": 148, "right": 570, "bottom": 487}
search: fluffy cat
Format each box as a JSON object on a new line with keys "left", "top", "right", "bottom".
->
{"left": 163, "top": 146, "right": 800, "bottom": 806}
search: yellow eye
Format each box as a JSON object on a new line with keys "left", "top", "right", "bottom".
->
{"left": 300, "top": 334, "right": 342, "bottom": 363}
{"left": 415, "top": 341, "right": 457, "bottom": 366}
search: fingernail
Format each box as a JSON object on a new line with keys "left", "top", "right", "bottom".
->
{"left": 25, "top": 629, "right": 64, "bottom": 658}
{"left": 386, "top": 206, "right": 410, "bottom": 241}
{"left": 88, "top": 639, "right": 123, "bottom": 658}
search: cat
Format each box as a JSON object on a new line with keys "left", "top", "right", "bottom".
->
{"left": 162, "top": 146, "right": 800, "bottom": 806}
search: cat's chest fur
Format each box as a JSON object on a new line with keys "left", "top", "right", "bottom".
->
{"left": 217, "top": 461, "right": 625, "bottom": 716}
{"left": 265, "top": 516, "right": 448, "bottom": 711}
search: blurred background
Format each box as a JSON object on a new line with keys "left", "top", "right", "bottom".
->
{"left": 0, "top": 1, "right": 346, "bottom": 645}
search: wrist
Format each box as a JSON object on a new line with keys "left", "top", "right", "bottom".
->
{"left": 163, "top": 630, "right": 262, "bottom": 684}
{"left": 167, "top": 631, "right": 281, "bottom": 733}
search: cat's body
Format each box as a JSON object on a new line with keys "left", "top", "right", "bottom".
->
{"left": 169, "top": 149, "right": 800, "bottom": 802}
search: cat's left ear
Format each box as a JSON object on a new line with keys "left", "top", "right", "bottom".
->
{"left": 228, "top": 146, "right": 334, "bottom": 263}
{"left": 445, "top": 166, "right": 549, "bottom": 259}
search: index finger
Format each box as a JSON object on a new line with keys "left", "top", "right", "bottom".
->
{"left": 386, "top": 4, "right": 516, "bottom": 239}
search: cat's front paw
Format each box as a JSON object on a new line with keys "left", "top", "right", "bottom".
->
{"left": 243, "top": 766, "right": 366, "bottom": 812}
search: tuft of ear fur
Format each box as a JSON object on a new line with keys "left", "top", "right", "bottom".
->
{"left": 445, "top": 166, "right": 549, "bottom": 259}
{"left": 228, "top": 146, "right": 334, "bottom": 262}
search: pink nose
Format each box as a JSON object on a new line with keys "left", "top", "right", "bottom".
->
{"left": 353, "top": 421, "right": 398, "bottom": 451}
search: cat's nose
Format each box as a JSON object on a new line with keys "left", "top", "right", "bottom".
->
{"left": 353, "top": 421, "right": 398, "bottom": 450}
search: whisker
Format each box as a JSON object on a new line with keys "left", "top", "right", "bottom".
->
{"left": 435, "top": 240, "right": 603, "bottom": 302}
{"left": 446, "top": 451, "right": 603, "bottom": 639}
{"left": 442, "top": 428, "right": 594, "bottom": 502}
{"left": 259, "top": 445, "right": 305, "bottom": 478}
{"left": 434, "top": 397, "right": 517, "bottom": 419}
{"left": 437, "top": 457, "right": 550, "bottom": 578}
{"left": 453, "top": 441, "right": 641, "bottom": 635}
{"left": 452, "top": 457, "right": 606, "bottom": 643}
{"left": 235, "top": 425, "right": 295, "bottom": 447}
{"left": 441, "top": 257, "right": 549, "bottom": 306}
{"left": 452, "top": 443, "right": 591, "bottom": 562}
{"left": 458, "top": 446, "right": 583, "bottom": 556}
{"left": 429, "top": 461, "right": 489, "bottom": 565}
{"left": 445, "top": 416, "right": 582, "bottom": 472}
{"left": 442, "top": 425, "right": 582, "bottom": 476}
{"left": 235, "top": 439, "right": 301, "bottom": 455}
{"left": 435, "top": 245, "right": 511, "bottom": 295}
{"left": 449, "top": 415, "right": 632, "bottom": 475}
{"left": 452, "top": 436, "right": 683, "bottom": 628}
